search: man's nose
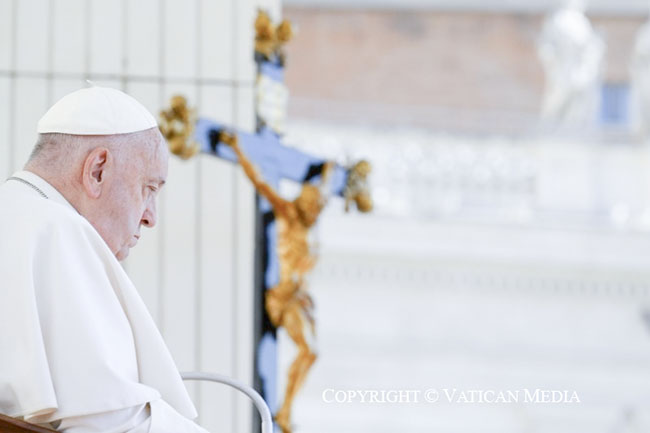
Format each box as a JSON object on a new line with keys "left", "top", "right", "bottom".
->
{"left": 141, "top": 203, "right": 157, "bottom": 228}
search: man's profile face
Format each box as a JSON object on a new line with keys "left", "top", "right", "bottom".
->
{"left": 102, "top": 132, "right": 169, "bottom": 261}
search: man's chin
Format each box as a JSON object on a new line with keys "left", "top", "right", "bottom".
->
{"left": 115, "top": 248, "right": 130, "bottom": 261}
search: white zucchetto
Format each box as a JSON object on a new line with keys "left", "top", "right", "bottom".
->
{"left": 37, "top": 86, "right": 158, "bottom": 135}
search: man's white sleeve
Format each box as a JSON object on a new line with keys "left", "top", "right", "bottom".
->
{"left": 52, "top": 402, "right": 210, "bottom": 433}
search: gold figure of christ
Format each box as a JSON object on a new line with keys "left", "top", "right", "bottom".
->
{"left": 221, "top": 132, "right": 330, "bottom": 433}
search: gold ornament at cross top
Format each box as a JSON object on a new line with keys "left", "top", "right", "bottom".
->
{"left": 255, "top": 9, "right": 294, "bottom": 60}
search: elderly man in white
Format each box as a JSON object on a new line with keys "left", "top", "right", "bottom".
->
{"left": 0, "top": 86, "right": 209, "bottom": 432}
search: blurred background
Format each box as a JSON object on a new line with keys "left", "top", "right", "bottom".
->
{"left": 3, "top": 0, "right": 650, "bottom": 432}
{"left": 277, "top": 1, "right": 650, "bottom": 433}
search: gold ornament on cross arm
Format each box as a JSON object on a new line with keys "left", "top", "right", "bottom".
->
{"left": 344, "top": 160, "right": 373, "bottom": 213}
{"left": 159, "top": 95, "right": 199, "bottom": 160}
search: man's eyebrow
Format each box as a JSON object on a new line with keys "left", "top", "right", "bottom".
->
{"left": 149, "top": 178, "right": 166, "bottom": 186}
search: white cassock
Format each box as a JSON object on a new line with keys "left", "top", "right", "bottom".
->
{"left": 0, "top": 171, "right": 209, "bottom": 433}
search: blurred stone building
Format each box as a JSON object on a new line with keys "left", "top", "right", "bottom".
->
{"left": 284, "top": 4, "right": 646, "bottom": 135}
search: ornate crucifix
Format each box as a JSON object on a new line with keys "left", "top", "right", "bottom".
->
{"left": 160, "top": 106, "right": 370, "bottom": 433}
{"left": 159, "top": 11, "right": 371, "bottom": 433}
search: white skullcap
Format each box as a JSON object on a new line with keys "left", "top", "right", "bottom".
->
{"left": 37, "top": 85, "right": 158, "bottom": 135}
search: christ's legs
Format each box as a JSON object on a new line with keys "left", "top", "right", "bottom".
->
{"left": 274, "top": 303, "right": 317, "bottom": 433}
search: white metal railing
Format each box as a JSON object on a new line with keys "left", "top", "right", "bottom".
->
{"left": 181, "top": 372, "right": 273, "bottom": 433}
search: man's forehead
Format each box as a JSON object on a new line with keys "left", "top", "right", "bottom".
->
{"left": 149, "top": 140, "right": 169, "bottom": 185}
{"left": 135, "top": 131, "right": 168, "bottom": 161}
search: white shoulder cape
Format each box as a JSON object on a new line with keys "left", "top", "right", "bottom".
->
{"left": 0, "top": 171, "right": 197, "bottom": 425}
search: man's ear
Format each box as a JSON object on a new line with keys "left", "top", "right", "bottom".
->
{"left": 82, "top": 147, "right": 111, "bottom": 199}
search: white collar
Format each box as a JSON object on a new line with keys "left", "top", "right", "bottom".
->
{"left": 9, "top": 170, "right": 78, "bottom": 213}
